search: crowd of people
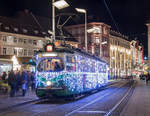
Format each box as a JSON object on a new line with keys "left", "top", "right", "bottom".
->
{"left": 0, "top": 70, "right": 35, "bottom": 97}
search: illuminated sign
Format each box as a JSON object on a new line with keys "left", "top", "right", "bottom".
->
{"left": 46, "top": 45, "right": 53, "bottom": 52}
{"left": 42, "top": 53, "right": 57, "bottom": 57}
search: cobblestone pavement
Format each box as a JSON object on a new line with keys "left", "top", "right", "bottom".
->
{"left": 0, "top": 88, "right": 38, "bottom": 110}
{"left": 121, "top": 78, "right": 150, "bottom": 116}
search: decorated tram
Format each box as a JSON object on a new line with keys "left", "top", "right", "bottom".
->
{"left": 35, "top": 43, "right": 109, "bottom": 98}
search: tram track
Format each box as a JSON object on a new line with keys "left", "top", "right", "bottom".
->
{"left": 0, "top": 79, "right": 121, "bottom": 115}
{"left": 65, "top": 80, "right": 135, "bottom": 116}
{"left": 0, "top": 80, "right": 133, "bottom": 116}
{"left": 104, "top": 80, "right": 136, "bottom": 116}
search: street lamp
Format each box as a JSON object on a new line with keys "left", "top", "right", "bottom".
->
{"left": 52, "top": 0, "right": 69, "bottom": 41}
{"left": 75, "top": 8, "right": 87, "bottom": 52}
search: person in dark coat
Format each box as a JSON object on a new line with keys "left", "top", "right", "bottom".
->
{"left": 21, "top": 71, "right": 29, "bottom": 96}
{"left": 8, "top": 70, "right": 17, "bottom": 97}
{"left": 30, "top": 71, "right": 35, "bottom": 91}
{"left": 15, "top": 70, "right": 21, "bottom": 92}
{"left": 146, "top": 73, "right": 150, "bottom": 85}
{"left": 1, "top": 72, "right": 7, "bottom": 81}
{"left": 1, "top": 72, "right": 7, "bottom": 83}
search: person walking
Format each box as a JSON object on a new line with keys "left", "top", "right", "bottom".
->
{"left": 8, "top": 70, "right": 17, "bottom": 97}
{"left": 21, "top": 70, "right": 29, "bottom": 96}
{"left": 30, "top": 71, "right": 35, "bottom": 91}
{"left": 15, "top": 70, "right": 21, "bottom": 92}
{"left": 146, "top": 73, "right": 150, "bottom": 85}
{"left": 1, "top": 72, "right": 7, "bottom": 81}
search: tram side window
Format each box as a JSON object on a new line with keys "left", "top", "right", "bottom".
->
{"left": 66, "top": 55, "right": 75, "bottom": 63}
{"left": 37, "top": 58, "right": 64, "bottom": 72}
{"left": 66, "top": 55, "right": 76, "bottom": 72}
{"left": 98, "top": 64, "right": 103, "bottom": 73}
{"left": 66, "top": 64, "right": 75, "bottom": 72}
{"left": 103, "top": 65, "right": 106, "bottom": 73}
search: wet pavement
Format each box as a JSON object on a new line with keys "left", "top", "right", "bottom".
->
{"left": 121, "top": 78, "right": 150, "bottom": 116}
{"left": 0, "top": 88, "right": 38, "bottom": 110}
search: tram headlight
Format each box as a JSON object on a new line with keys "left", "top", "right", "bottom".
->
{"left": 46, "top": 81, "right": 51, "bottom": 86}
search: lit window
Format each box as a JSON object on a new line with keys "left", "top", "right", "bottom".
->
{"left": 96, "top": 39, "right": 100, "bottom": 43}
{"left": 5, "top": 27, "right": 10, "bottom": 30}
{"left": 34, "top": 30, "right": 39, "bottom": 34}
{"left": 23, "top": 29, "right": 28, "bottom": 33}
{"left": 42, "top": 32, "right": 46, "bottom": 35}
{"left": 14, "top": 28, "right": 18, "bottom": 32}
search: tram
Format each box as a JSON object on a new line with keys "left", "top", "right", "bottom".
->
{"left": 35, "top": 43, "right": 108, "bottom": 98}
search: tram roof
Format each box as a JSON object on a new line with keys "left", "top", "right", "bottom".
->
{"left": 37, "top": 44, "right": 107, "bottom": 64}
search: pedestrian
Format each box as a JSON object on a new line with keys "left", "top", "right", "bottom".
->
{"left": 30, "top": 71, "right": 35, "bottom": 91}
{"left": 146, "top": 73, "right": 150, "bottom": 85}
{"left": 1, "top": 72, "right": 6, "bottom": 80}
{"left": 8, "top": 70, "right": 17, "bottom": 97}
{"left": 15, "top": 70, "right": 21, "bottom": 92}
{"left": 21, "top": 70, "right": 29, "bottom": 96}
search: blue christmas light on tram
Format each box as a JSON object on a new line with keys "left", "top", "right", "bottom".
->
{"left": 35, "top": 43, "right": 108, "bottom": 98}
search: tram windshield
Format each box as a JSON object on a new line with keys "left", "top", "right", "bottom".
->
{"left": 37, "top": 58, "right": 64, "bottom": 72}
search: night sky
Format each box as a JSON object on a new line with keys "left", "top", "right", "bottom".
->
{"left": 0, "top": 0, "right": 149, "bottom": 56}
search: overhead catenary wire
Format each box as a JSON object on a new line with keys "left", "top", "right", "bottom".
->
{"left": 103, "top": 0, "right": 120, "bottom": 33}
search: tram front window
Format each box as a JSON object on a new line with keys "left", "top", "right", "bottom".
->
{"left": 37, "top": 58, "right": 64, "bottom": 72}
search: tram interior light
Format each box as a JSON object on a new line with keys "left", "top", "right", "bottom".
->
{"left": 42, "top": 53, "right": 58, "bottom": 57}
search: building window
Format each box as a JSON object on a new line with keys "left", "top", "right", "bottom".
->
{"left": 5, "top": 26, "right": 10, "bottom": 30}
{"left": 3, "top": 48, "right": 6, "bottom": 55}
{"left": 18, "top": 39, "right": 23, "bottom": 43}
{"left": 2, "top": 36, "right": 7, "bottom": 42}
{"left": 34, "top": 30, "right": 39, "bottom": 34}
{"left": 33, "top": 40, "right": 37, "bottom": 45}
{"left": 14, "top": 28, "right": 18, "bottom": 32}
{"left": 42, "top": 32, "right": 46, "bottom": 35}
{"left": 28, "top": 49, "right": 33, "bottom": 56}
{"left": 96, "top": 38, "right": 100, "bottom": 44}
{"left": 34, "top": 50, "right": 37, "bottom": 54}
{"left": 13, "top": 37, "right": 17, "bottom": 43}
{"left": 18, "top": 49, "right": 23, "bottom": 56}
{"left": 28, "top": 39, "right": 32, "bottom": 44}
{"left": 23, "top": 29, "right": 28, "bottom": 33}
{"left": 24, "top": 39, "right": 27, "bottom": 44}
{"left": 24, "top": 49, "right": 27, "bottom": 56}
{"left": 104, "top": 27, "right": 107, "bottom": 35}
{"left": 14, "top": 49, "right": 17, "bottom": 55}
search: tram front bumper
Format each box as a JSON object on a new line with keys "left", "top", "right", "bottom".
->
{"left": 36, "top": 87, "right": 64, "bottom": 96}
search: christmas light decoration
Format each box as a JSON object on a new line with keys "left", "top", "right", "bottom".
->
{"left": 35, "top": 44, "right": 109, "bottom": 97}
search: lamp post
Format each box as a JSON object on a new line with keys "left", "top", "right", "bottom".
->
{"left": 52, "top": 0, "right": 69, "bottom": 41}
{"left": 75, "top": 8, "right": 87, "bottom": 52}
{"left": 52, "top": 0, "right": 55, "bottom": 41}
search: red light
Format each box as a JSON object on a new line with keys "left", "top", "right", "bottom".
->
{"left": 46, "top": 45, "right": 53, "bottom": 52}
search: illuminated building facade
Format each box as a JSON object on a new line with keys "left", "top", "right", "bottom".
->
{"left": 0, "top": 10, "right": 78, "bottom": 72}
{"left": 146, "top": 23, "right": 150, "bottom": 72}
{"left": 130, "top": 40, "right": 144, "bottom": 75}
{"left": 65, "top": 22, "right": 144, "bottom": 78}
{"left": 109, "top": 31, "right": 131, "bottom": 78}
{"left": 65, "top": 22, "right": 110, "bottom": 63}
